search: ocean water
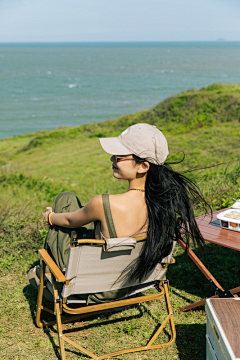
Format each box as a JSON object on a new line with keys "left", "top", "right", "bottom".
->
{"left": 0, "top": 42, "right": 240, "bottom": 140}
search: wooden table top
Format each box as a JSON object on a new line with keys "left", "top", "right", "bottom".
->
{"left": 196, "top": 209, "right": 240, "bottom": 252}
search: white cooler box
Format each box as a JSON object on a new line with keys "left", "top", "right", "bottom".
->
{"left": 206, "top": 298, "right": 240, "bottom": 360}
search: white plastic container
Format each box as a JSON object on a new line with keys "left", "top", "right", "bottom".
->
{"left": 206, "top": 298, "right": 240, "bottom": 360}
{"left": 216, "top": 209, "right": 240, "bottom": 232}
{"left": 231, "top": 201, "right": 240, "bottom": 210}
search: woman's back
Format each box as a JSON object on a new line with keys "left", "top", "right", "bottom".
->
{"left": 95, "top": 192, "right": 148, "bottom": 239}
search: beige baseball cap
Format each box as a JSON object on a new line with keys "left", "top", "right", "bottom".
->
{"left": 99, "top": 123, "right": 169, "bottom": 165}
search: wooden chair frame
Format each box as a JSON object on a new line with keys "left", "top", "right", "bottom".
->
{"left": 35, "top": 236, "right": 176, "bottom": 360}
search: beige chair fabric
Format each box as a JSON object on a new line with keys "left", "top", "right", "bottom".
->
{"left": 61, "top": 238, "right": 176, "bottom": 299}
{"left": 104, "top": 237, "right": 136, "bottom": 252}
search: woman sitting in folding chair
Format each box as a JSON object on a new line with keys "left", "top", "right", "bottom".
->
{"left": 30, "top": 123, "right": 210, "bottom": 303}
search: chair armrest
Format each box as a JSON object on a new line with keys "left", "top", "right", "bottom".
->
{"left": 38, "top": 249, "right": 66, "bottom": 282}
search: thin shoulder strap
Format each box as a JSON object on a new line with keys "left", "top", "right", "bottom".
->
{"left": 102, "top": 194, "right": 118, "bottom": 238}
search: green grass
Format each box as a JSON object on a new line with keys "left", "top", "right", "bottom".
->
{"left": 1, "top": 83, "right": 240, "bottom": 359}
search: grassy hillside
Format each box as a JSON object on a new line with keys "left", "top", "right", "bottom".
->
{"left": 1, "top": 83, "right": 240, "bottom": 359}
{"left": 1, "top": 83, "right": 240, "bottom": 213}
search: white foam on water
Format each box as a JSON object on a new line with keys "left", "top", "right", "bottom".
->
{"left": 47, "top": 71, "right": 52, "bottom": 75}
{"left": 68, "top": 84, "right": 77, "bottom": 88}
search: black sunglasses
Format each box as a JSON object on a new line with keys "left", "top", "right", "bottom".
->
{"left": 111, "top": 155, "right": 134, "bottom": 163}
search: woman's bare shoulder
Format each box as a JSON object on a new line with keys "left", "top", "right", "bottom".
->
{"left": 82, "top": 194, "right": 103, "bottom": 216}
{"left": 108, "top": 192, "right": 129, "bottom": 204}
{"left": 88, "top": 194, "right": 103, "bottom": 206}
{"left": 108, "top": 192, "right": 146, "bottom": 211}
{"left": 108, "top": 192, "right": 128, "bottom": 199}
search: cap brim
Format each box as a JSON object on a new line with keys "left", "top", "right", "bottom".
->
{"left": 99, "top": 137, "right": 131, "bottom": 155}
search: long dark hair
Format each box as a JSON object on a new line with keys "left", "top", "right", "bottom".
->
{"left": 128, "top": 154, "right": 212, "bottom": 282}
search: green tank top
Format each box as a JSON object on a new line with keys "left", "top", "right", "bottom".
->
{"left": 102, "top": 193, "right": 118, "bottom": 238}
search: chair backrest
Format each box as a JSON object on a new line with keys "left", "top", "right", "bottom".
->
{"left": 61, "top": 236, "right": 175, "bottom": 298}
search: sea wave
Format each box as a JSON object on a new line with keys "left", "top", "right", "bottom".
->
{"left": 68, "top": 84, "right": 77, "bottom": 88}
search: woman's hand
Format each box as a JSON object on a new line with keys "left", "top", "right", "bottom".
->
{"left": 44, "top": 207, "right": 53, "bottom": 223}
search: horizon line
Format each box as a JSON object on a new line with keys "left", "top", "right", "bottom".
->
{"left": 0, "top": 40, "right": 240, "bottom": 44}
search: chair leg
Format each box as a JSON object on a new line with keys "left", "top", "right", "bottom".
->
{"left": 51, "top": 274, "right": 66, "bottom": 360}
{"left": 163, "top": 280, "right": 176, "bottom": 343}
{"left": 36, "top": 262, "right": 46, "bottom": 328}
{"left": 55, "top": 302, "right": 66, "bottom": 360}
{"left": 146, "top": 280, "right": 176, "bottom": 349}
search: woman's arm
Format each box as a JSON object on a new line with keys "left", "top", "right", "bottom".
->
{"left": 44, "top": 195, "right": 102, "bottom": 228}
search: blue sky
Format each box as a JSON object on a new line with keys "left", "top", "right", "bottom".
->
{"left": 0, "top": 0, "right": 240, "bottom": 42}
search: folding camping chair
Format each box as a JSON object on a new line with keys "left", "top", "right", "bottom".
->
{"left": 35, "top": 231, "right": 176, "bottom": 360}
